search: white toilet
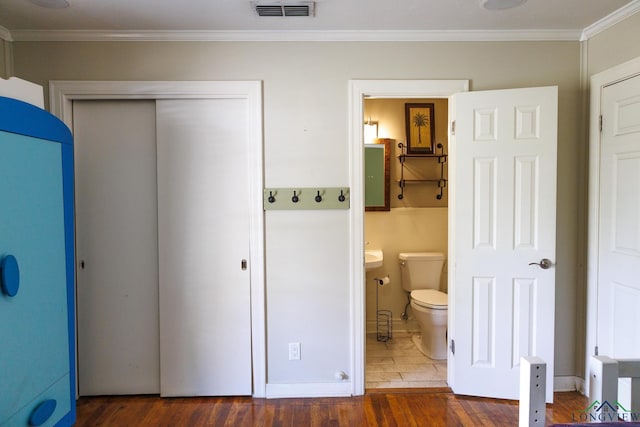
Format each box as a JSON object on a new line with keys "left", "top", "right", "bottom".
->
{"left": 399, "top": 252, "right": 448, "bottom": 360}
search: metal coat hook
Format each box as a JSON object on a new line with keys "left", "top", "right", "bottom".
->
{"left": 315, "top": 190, "right": 323, "bottom": 203}
{"left": 338, "top": 190, "right": 346, "bottom": 202}
{"left": 268, "top": 191, "right": 276, "bottom": 203}
{"left": 292, "top": 190, "right": 299, "bottom": 203}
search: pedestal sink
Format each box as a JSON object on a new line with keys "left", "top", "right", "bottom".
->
{"left": 365, "top": 249, "right": 383, "bottom": 271}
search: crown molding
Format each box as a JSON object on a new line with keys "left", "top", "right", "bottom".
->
{"left": 10, "top": 28, "right": 582, "bottom": 43}
{"left": 0, "top": 25, "right": 13, "bottom": 42}
{"left": 581, "top": 0, "right": 640, "bottom": 41}
{"left": 9, "top": 0, "right": 639, "bottom": 45}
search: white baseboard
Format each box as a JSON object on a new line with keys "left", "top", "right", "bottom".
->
{"left": 554, "top": 376, "right": 584, "bottom": 393}
{"left": 265, "top": 382, "right": 352, "bottom": 399}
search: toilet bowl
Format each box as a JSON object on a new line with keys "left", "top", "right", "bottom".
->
{"left": 398, "top": 252, "right": 448, "bottom": 360}
{"left": 410, "top": 289, "right": 448, "bottom": 359}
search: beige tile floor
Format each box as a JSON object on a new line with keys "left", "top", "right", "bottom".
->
{"left": 365, "top": 332, "right": 448, "bottom": 389}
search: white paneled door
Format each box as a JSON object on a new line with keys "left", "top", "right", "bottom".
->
{"left": 597, "top": 75, "right": 640, "bottom": 365}
{"left": 449, "top": 87, "right": 558, "bottom": 401}
{"left": 157, "top": 99, "right": 252, "bottom": 396}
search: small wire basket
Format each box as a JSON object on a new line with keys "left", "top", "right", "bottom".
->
{"left": 376, "top": 309, "right": 392, "bottom": 342}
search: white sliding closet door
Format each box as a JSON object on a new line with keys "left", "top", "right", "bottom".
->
{"left": 75, "top": 100, "right": 160, "bottom": 395}
{"left": 157, "top": 99, "right": 252, "bottom": 396}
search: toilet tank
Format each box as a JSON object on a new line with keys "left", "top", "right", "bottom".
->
{"left": 398, "top": 252, "right": 445, "bottom": 292}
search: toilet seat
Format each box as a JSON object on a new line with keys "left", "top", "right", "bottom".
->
{"left": 411, "top": 289, "right": 447, "bottom": 310}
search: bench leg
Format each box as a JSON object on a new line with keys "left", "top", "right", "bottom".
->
{"left": 519, "top": 356, "right": 546, "bottom": 427}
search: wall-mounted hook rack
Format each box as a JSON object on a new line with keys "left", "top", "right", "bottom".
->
{"left": 263, "top": 187, "right": 350, "bottom": 210}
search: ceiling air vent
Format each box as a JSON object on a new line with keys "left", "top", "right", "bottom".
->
{"left": 252, "top": 2, "right": 315, "bottom": 17}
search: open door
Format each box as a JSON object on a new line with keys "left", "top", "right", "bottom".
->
{"left": 595, "top": 73, "right": 640, "bottom": 407}
{"left": 449, "top": 86, "right": 558, "bottom": 401}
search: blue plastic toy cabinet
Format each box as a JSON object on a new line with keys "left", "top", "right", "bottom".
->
{"left": 0, "top": 96, "right": 75, "bottom": 426}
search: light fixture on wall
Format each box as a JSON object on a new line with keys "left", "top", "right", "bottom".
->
{"left": 364, "top": 118, "right": 378, "bottom": 144}
{"left": 480, "top": 0, "right": 526, "bottom": 10}
{"left": 29, "top": 0, "right": 69, "bottom": 8}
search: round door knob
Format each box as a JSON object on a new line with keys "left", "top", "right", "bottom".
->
{"left": 1, "top": 254, "right": 20, "bottom": 297}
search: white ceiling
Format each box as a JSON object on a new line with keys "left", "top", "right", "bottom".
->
{"left": 0, "top": 0, "right": 638, "bottom": 41}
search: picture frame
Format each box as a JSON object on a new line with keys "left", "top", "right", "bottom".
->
{"left": 405, "top": 103, "right": 435, "bottom": 154}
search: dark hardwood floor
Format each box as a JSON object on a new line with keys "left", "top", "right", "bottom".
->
{"left": 75, "top": 388, "right": 589, "bottom": 426}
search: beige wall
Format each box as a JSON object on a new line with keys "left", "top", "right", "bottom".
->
{"left": 0, "top": 40, "right": 5, "bottom": 78}
{"left": 586, "top": 12, "right": 640, "bottom": 76}
{"left": 0, "top": 39, "right": 11, "bottom": 78}
{"left": 12, "top": 40, "right": 582, "bottom": 381}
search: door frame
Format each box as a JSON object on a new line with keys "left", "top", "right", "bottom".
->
{"left": 49, "top": 80, "right": 267, "bottom": 398}
{"left": 348, "top": 79, "right": 469, "bottom": 395}
{"left": 586, "top": 56, "right": 640, "bottom": 397}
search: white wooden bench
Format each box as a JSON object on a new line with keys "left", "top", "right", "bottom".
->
{"left": 590, "top": 355, "right": 640, "bottom": 422}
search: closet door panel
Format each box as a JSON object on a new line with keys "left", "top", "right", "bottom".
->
{"left": 74, "top": 100, "right": 160, "bottom": 395}
{"left": 157, "top": 99, "right": 252, "bottom": 396}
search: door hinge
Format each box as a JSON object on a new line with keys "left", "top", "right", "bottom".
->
{"left": 450, "top": 339, "right": 455, "bottom": 355}
{"left": 451, "top": 120, "right": 456, "bottom": 136}
{"left": 595, "top": 345, "right": 599, "bottom": 356}
{"left": 599, "top": 115, "right": 603, "bottom": 133}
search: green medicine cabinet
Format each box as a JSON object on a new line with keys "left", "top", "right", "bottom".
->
{"left": 364, "top": 138, "right": 391, "bottom": 211}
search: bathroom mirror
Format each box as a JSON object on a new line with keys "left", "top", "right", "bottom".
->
{"left": 364, "top": 138, "right": 390, "bottom": 211}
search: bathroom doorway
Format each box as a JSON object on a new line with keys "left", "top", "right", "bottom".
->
{"left": 363, "top": 97, "right": 451, "bottom": 389}
{"left": 348, "top": 80, "right": 469, "bottom": 395}
{"left": 351, "top": 81, "right": 559, "bottom": 401}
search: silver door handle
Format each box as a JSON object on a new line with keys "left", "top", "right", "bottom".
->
{"left": 529, "top": 258, "right": 552, "bottom": 269}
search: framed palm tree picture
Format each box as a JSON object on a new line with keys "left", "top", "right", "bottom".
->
{"left": 405, "top": 103, "right": 435, "bottom": 154}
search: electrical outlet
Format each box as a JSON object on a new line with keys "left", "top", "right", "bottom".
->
{"left": 289, "top": 342, "right": 301, "bottom": 360}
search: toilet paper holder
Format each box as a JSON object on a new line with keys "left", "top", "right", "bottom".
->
{"left": 375, "top": 276, "right": 390, "bottom": 286}
{"left": 374, "top": 275, "right": 392, "bottom": 342}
